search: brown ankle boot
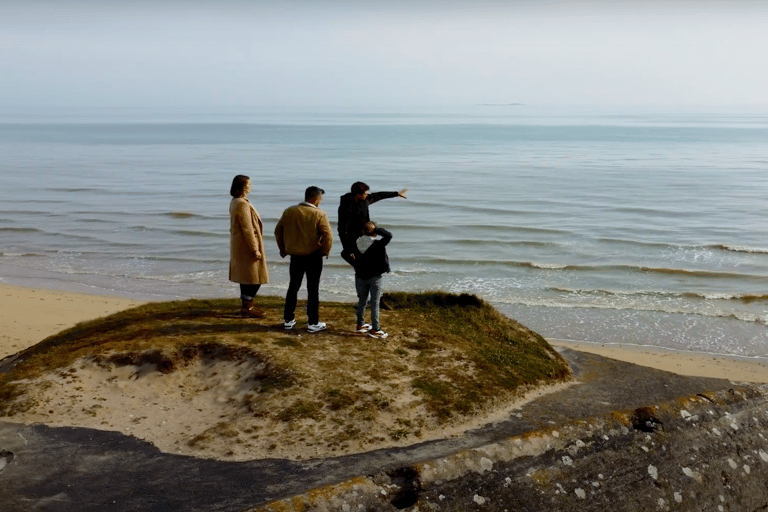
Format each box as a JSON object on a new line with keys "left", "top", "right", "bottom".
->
{"left": 240, "top": 299, "right": 264, "bottom": 318}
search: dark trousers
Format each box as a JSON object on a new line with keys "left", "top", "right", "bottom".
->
{"left": 340, "top": 239, "right": 356, "bottom": 266}
{"left": 340, "top": 249, "right": 356, "bottom": 266}
{"left": 239, "top": 284, "right": 261, "bottom": 300}
{"left": 284, "top": 252, "right": 324, "bottom": 324}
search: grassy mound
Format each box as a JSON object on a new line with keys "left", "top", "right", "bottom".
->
{"left": 380, "top": 291, "right": 571, "bottom": 418}
{"left": 0, "top": 292, "right": 572, "bottom": 460}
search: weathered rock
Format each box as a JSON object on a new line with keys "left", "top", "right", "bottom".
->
{"left": 254, "top": 386, "right": 768, "bottom": 511}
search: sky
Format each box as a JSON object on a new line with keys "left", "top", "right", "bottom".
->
{"left": 2, "top": 0, "right": 768, "bottom": 110}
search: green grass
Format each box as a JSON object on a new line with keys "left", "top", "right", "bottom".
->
{"left": 383, "top": 291, "right": 571, "bottom": 419}
{"left": 277, "top": 400, "right": 322, "bottom": 422}
{"left": 273, "top": 337, "right": 303, "bottom": 348}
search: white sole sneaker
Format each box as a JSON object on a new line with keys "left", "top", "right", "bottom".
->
{"left": 368, "top": 330, "right": 388, "bottom": 339}
{"left": 307, "top": 322, "right": 327, "bottom": 333}
{"left": 284, "top": 319, "right": 296, "bottom": 329}
{"left": 356, "top": 324, "right": 371, "bottom": 333}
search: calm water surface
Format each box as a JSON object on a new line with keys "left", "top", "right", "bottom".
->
{"left": 2, "top": 106, "right": 767, "bottom": 357}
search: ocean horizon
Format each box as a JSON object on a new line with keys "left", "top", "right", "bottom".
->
{"left": 2, "top": 105, "right": 768, "bottom": 358}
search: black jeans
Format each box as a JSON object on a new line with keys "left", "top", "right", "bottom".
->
{"left": 239, "top": 284, "right": 260, "bottom": 300}
{"left": 284, "top": 252, "right": 324, "bottom": 324}
{"left": 340, "top": 239, "right": 356, "bottom": 266}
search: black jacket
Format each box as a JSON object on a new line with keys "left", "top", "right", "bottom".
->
{"left": 338, "top": 191, "right": 399, "bottom": 252}
{"left": 353, "top": 227, "right": 392, "bottom": 280}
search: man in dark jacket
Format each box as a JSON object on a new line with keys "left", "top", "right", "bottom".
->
{"left": 337, "top": 181, "right": 406, "bottom": 266}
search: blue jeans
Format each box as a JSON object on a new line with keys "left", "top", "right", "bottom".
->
{"left": 356, "top": 275, "right": 384, "bottom": 331}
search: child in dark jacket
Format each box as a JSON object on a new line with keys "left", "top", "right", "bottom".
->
{"left": 353, "top": 221, "right": 392, "bottom": 339}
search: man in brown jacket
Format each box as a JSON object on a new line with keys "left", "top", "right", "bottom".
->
{"left": 275, "top": 186, "right": 333, "bottom": 332}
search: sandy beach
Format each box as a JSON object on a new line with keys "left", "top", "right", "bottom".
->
{"left": 0, "top": 283, "right": 146, "bottom": 360}
{"left": 548, "top": 339, "right": 768, "bottom": 385}
{"left": 2, "top": 282, "right": 766, "bottom": 383}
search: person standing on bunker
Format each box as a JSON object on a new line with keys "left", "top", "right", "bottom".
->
{"left": 337, "top": 181, "right": 406, "bottom": 266}
{"left": 352, "top": 221, "right": 393, "bottom": 339}
{"left": 228, "top": 174, "right": 269, "bottom": 318}
{"left": 275, "top": 186, "right": 333, "bottom": 333}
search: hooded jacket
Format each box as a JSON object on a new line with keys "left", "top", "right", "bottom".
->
{"left": 337, "top": 191, "right": 399, "bottom": 252}
{"left": 353, "top": 227, "right": 392, "bottom": 280}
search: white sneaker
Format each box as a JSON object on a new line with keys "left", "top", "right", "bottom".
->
{"left": 356, "top": 324, "right": 371, "bottom": 333}
{"left": 307, "top": 322, "right": 327, "bottom": 333}
{"left": 284, "top": 319, "right": 296, "bottom": 329}
{"left": 368, "top": 330, "right": 388, "bottom": 339}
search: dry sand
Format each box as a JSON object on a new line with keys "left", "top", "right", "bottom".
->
{"left": 0, "top": 283, "right": 145, "bottom": 360}
{"left": 2, "top": 282, "right": 766, "bottom": 463}
{"left": 548, "top": 339, "right": 768, "bottom": 384}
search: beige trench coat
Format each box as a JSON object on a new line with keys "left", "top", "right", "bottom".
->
{"left": 229, "top": 197, "right": 269, "bottom": 284}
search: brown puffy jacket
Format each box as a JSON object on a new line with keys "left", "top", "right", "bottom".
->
{"left": 275, "top": 203, "right": 333, "bottom": 257}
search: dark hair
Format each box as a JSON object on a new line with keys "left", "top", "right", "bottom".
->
{"left": 305, "top": 186, "right": 325, "bottom": 202}
{"left": 230, "top": 175, "right": 250, "bottom": 198}
{"left": 351, "top": 181, "right": 370, "bottom": 196}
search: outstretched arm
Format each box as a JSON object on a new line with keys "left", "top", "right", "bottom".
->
{"left": 367, "top": 188, "right": 407, "bottom": 205}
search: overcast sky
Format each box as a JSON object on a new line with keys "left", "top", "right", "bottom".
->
{"left": 2, "top": 0, "right": 768, "bottom": 110}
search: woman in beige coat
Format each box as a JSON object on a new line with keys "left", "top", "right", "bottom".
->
{"left": 229, "top": 175, "right": 269, "bottom": 317}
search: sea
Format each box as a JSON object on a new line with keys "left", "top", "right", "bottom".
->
{"left": 1, "top": 105, "right": 767, "bottom": 358}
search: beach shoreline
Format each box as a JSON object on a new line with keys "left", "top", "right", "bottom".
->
{"left": 1, "top": 281, "right": 766, "bottom": 383}
{"left": 0, "top": 282, "right": 146, "bottom": 360}
{"left": 548, "top": 339, "right": 768, "bottom": 384}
